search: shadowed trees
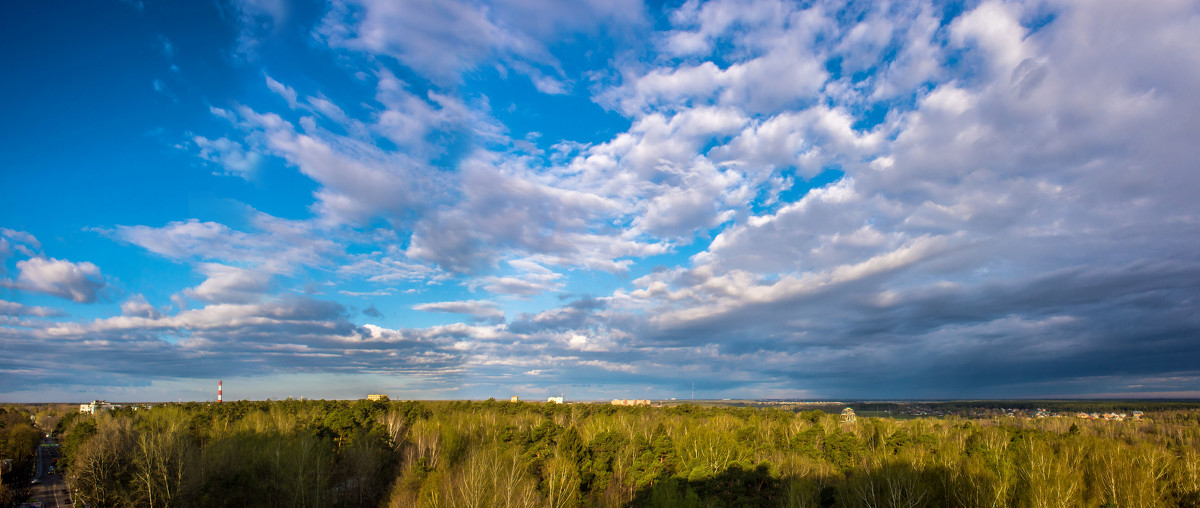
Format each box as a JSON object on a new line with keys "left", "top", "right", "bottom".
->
{"left": 629, "top": 464, "right": 783, "bottom": 507}
{"left": 0, "top": 407, "right": 42, "bottom": 506}
{"left": 59, "top": 399, "right": 409, "bottom": 508}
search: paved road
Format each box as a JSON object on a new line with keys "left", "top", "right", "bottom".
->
{"left": 24, "top": 437, "right": 70, "bottom": 508}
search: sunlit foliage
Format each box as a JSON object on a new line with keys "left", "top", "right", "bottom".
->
{"left": 53, "top": 400, "right": 1200, "bottom": 507}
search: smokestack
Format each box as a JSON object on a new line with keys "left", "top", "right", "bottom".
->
{"left": 218, "top": 380, "right": 223, "bottom": 404}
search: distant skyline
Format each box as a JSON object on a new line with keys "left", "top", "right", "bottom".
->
{"left": 3, "top": 0, "right": 1200, "bottom": 402}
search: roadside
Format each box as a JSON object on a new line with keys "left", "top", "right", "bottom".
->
{"left": 21, "top": 435, "right": 68, "bottom": 508}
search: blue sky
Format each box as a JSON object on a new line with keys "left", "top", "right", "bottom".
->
{"left": 3, "top": 0, "right": 1200, "bottom": 402}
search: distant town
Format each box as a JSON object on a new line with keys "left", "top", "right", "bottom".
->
{"left": 72, "top": 393, "right": 1182, "bottom": 421}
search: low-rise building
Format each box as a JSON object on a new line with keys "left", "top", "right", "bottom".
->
{"left": 366, "top": 394, "right": 388, "bottom": 401}
{"left": 611, "top": 399, "right": 651, "bottom": 406}
{"left": 840, "top": 407, "right": 857, "bottom": 423}
{"left": 79, "top": 400, "right": 120, "bottom": 414}
{"left": 547, "top": 396, "right": 564, "bottom": 404}
{"left": 510, "top": 395, "right": 520, "bottom": 403}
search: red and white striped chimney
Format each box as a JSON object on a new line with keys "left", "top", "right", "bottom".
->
{"left": 218, "top": 380, "right": 223, "bottom": 404}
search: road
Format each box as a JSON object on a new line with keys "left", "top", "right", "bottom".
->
{"left": 24, "top": 436, "right": 70, "bottom": 508}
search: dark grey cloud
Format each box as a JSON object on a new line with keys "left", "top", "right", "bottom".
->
{"left": 509, "top": 297, "right": 608, "bottom": 334}
{"left": 0, "top": 296, "right": 464, "bottom": 393}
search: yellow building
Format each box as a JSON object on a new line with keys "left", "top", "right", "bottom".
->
{"left": 611, "top": 399, "right": 651, "bottom": 406}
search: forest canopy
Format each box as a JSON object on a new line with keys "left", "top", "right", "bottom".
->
{"left": 38, "top": 399, "right": 1200, "bottom": 507}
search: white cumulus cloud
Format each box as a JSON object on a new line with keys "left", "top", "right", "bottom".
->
{"left": 12, "top": 258, "right": 106, "bottom": 303}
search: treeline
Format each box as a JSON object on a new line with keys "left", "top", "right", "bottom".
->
{"left": 56, "top": 399, "right": 1200, "bottom": 507}
{"left": 907, "top": 400, "right": 1200, "bottom": 414}
{"left": 720, "top": 400, "right": 1200, "bottom": 415}
{"left": 0, "top": 407, "right": 42, "bottom": 506}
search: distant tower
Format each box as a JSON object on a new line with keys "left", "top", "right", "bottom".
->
{"left": 218, "top": 380, "right": 223, "bottom": 404}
